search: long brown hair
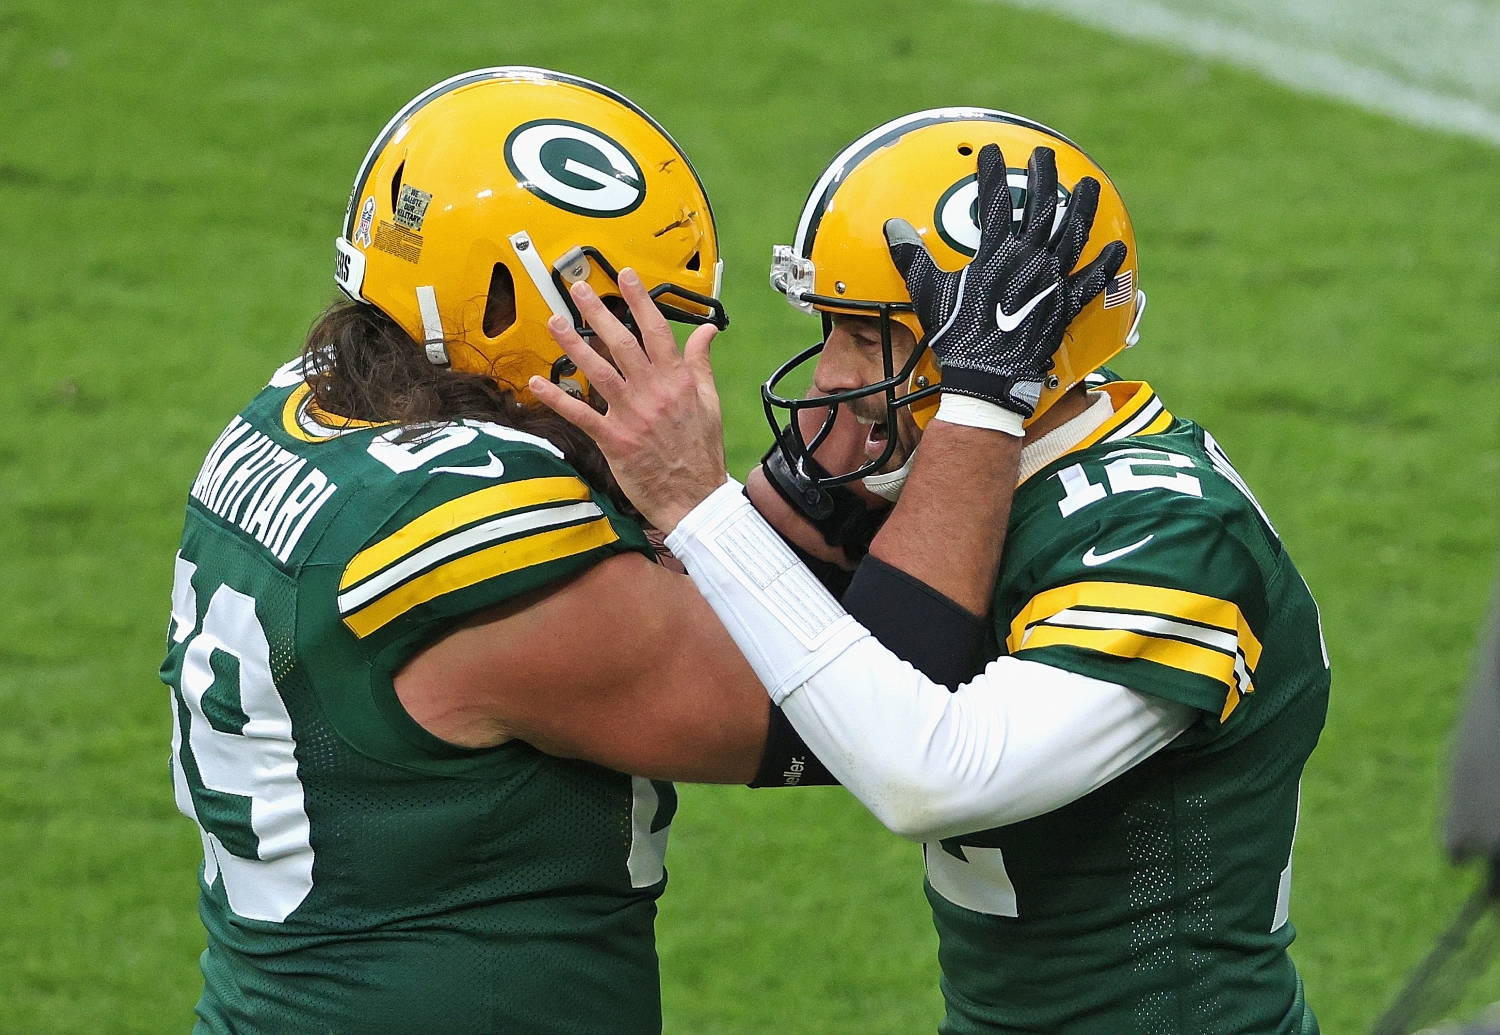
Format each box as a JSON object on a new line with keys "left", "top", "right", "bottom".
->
{"left": 300, "top": 300, "right": 635, "bottom": 516}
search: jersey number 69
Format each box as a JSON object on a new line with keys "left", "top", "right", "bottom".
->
{"left": 165, "top": 554, "right": 314, "bottom": 924}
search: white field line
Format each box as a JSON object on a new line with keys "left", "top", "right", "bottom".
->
{"left": 988, "top": 0, "right": 1500, "bottom": 148}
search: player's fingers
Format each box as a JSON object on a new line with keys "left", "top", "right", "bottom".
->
{"left": 1021, "top": 147, "right": 1058, "bottom": 248}
{"left": 528, "top": 375, "right": 610, "bottom": 439}
{"left": 682, "top": 323, "right": 718, "bottom": 387}
{"left": 1053, "top": 177, "right": 1100, "bottom": 274}
{"left": 683, "top": 324, "right": 723, "bottom": 417}
{"left": 618, "top": 267, "right": 678, "bottom": 367}
{"left": 1099, "top": 240, "right": 1128, "bottom": 282}
{"left": 975, "top": 143, "right": 1014, "bottom": 239}
{"left": 546, "top": 313, "right": 625, "bottom": 401}
{"left": 569, "top": 281, "right": 648, "bottom": 381}
{"left": 882, "top": 217, "right": 942, "bottom": 315}
{"left": 883, "top": 217, "right": 942, "bottom": 294}
{"left": 1067, "top": 240, "right": 1128, "bottom": 312}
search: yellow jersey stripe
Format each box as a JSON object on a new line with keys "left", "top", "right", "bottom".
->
{"left": 338, "top": 502, "right": 603, "bottom": 615}
{"left": 343, "top": 516, "right": 620, "bottom": 638}
{"left": 281, "top": 383, "right": 394, "bottom": 443}
{"left": 1015, "top": 624, "right": 1243, "bottom": 694}
{"left": 1008, "top": 580, "right": 1264, "bottom": 670}
{"left": 341, "top": 476, "right": 592, "bottom": 590}
{"left": 1139, "top": 409, "right": 1174, "bottom": 436}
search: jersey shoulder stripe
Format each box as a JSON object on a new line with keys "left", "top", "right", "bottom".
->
{"left": 1007, "top": 579, "right": 1262, "bottom": 720}
{"left": 338, "top": 475, "right": 612, "bottom": 638}
{"left": 341, "top": 477, "right": 592, "bottom": 588}
{"left": 1009, "top": 581, "right": 1266, "bottom": 669}
{"left": 342, "top": 514, "right": 618, "bottom": 638}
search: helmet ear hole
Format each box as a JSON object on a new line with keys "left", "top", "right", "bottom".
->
{"left": 685, "top": 250, "right": 701, "bottom": 272}
{"left": 390, "top": 161, "right": 405, "bottom": 212}
{"left": 483, "top": 262, "right": 517, "bottom": 338}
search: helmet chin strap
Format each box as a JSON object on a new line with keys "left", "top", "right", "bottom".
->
{"left": 1125, "top": 289, "right": 1147, "bottom": 347}
{"left": 415, "top": 285, "right": 450, "bottom": 367}
{"left": 863, "top": 448, "right": 916, "bottom": 502}
{"left": 508, "top": 230, "right": 573, "bottom": 321}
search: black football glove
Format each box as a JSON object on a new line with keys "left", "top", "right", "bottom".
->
{"left": 884, "top": 143, "right": 1127, "bottom": 418}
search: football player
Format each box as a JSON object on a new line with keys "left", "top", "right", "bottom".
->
{"left": 160, "top": 67, "right": 797, "bottom": 1034}
{"left": 535, "top": 111, "right": 1330, "bottom": 1034}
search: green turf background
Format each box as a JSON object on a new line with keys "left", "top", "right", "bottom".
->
{"left": 2, "top": 0, "right": 1498, "bottom": 1032}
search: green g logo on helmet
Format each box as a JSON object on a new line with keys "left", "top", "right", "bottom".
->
{"left": 935, "top": 171, "right": 1071, "bottom": 257}
{"left": 505, "top": 119, "right": 646, "bottom": 217}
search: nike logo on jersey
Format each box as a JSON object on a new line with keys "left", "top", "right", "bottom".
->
{"left": 432, "top": 452, "right": 506, "bottom": 479}
{"left": 1081, "top": 534, "right": 1154, "bottom": 567}
{"left": 995, "top": 282, "right": 1059, "bottom": 333}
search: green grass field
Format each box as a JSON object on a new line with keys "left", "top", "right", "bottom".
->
{"left": 2, "top": 1, "right": 1498, "bottom": 1032}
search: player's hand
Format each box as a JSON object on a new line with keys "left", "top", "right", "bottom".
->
{"left": 529, "top": 269, "right": 726, "bottom": 533}
{"left": 883, "top": 143, "right": 1126, "bottom": 418}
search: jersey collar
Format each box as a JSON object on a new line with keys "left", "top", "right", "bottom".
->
{"left": 1073, "top": 381, "right": 1172, "bottom": 450}
{"left": 1018, "top": 381, "right": 1173, "bottom": 485}
{"left": 280, "top": 382, "right": 395, "bottom": 443}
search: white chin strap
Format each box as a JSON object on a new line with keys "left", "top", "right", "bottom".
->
{"left": 1126, "top": 289, "right": 1147, "bottom": 347}
{"left": 863, "top": 450, "right": 915, "bottom": 502}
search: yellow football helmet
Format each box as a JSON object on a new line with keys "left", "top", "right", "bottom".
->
{"left": 765, "top": 108, "right": 1143, "bottom": 474}
{"left": 334, "top": 67, "right": 725, "bottom": 399}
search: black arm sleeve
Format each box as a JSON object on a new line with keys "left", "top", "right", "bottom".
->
{"left": 749, "top": 705, "right": 842, "bottom": 787}
{"left": 840, "top": 555, "right": 988, "bottom": 689}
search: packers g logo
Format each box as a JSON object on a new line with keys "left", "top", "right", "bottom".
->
{"left": 505, "top": 119, "right": 646, "bottom": 217}
{"left": 934, "top": 172, "right": 1071, "bottom": 257}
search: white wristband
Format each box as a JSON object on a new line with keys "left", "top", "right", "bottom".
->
{"left": 935, "top": 394, "right": 1026, "bottom": 437}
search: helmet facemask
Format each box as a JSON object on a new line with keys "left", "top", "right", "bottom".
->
{"left": 763, "top": 251, "right": 938, "bottom": 490}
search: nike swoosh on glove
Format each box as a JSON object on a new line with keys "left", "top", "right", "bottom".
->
{"left": 884, "top": 143, "right": 1127, "bottom": 418}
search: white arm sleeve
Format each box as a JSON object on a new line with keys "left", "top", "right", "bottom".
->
{"left": 667, "top": 481, "right": 1195, "bottom": 841}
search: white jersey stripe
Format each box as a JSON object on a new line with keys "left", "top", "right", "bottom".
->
{"left": 338, "top": 501, "right": 602, "bottom": 614}
{"left": 1040, "top": 607, "right": 1239, "bottom": 654}
{"left": 1104, "top": 396, "right": 1164, "bottom": 441}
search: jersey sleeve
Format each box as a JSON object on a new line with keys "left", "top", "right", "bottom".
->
{"left": 335, "top": 439, "right": 651, "bottom": 650}
{"left": 1003, "top": 507, "right": 1269, "bottom": 724}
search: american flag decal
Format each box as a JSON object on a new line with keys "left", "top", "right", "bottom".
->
{"left": 1104, "top": 268, "right": 1133, "bottom": 309}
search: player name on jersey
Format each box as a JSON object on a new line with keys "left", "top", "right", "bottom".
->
{"left": 189, "top": 416, "right": 338, "bottom": 563}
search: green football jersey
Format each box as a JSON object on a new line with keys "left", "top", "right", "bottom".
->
{"left": 926, "top": 381, "right": 1329, "bottom": 1035}
{"left": 160, "top": 359, "right": 675, "bottom": 1034}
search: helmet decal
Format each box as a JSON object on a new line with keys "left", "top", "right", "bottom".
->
{"left": 934, "top": 172, "right": 1071, "bottom": 257}
{"left": 341, "top": 67, "right": 714, "bottom": 238}
{"left": 394, "top": 185, "right": 433, "bottom": 231}
{"left": 353, "top": 196, "right": 376, "bottom": 247}
{"left": 505, "top": 119, "right": 646, "bottom": 217}
{"left": 792, "top": 107, "right": 1084, "bottom": 259}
